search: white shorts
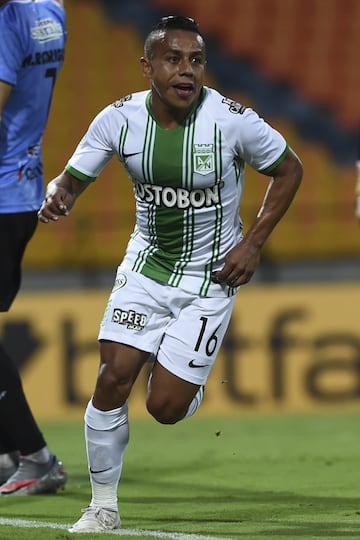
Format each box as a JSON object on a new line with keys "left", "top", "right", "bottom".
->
{"left": 98, "top": 266, "right": 236, "bottom": 385}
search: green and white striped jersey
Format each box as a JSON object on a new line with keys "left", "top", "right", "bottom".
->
{"left": 66, "top": 87, "right": 288, "bottom": 297}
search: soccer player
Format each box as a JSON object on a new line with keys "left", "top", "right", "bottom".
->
{"left": 0, "top": 0, "right": 67, "bottom": 495}
{"left": 38, "top": 15, "right": 303, "bottom": 531}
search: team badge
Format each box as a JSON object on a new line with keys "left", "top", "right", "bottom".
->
{"left": 193, "top": 144, "right": 215, "bottom": 175}
{"left": 113, "top": 272, "right": 127, "bottom": 291}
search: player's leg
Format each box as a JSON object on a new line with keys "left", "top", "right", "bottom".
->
{"left": 69, "top": 341, "right": 149, "bottom": 533}
{"left": 70, "top": 267, "right": 167, "bottom": 532}
{"left": 0, "top": 212, "right": 66, "bottom": 495}
{"left": 69, "top": 269, "right": 235, "bottom": 532}
{"left": 147, "top": 361, "right": 203, "bottom": 423}
{"left": 0, "top": 344, "right": 20, "bottom": 484}
{"left": 0, "top": 343, "right": 46, "bottom": 468}
{"left": 147, "top": 292, "right": 235, "bottom": 424}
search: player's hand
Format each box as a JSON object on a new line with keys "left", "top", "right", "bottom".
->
{"left": 37, "top": 187, "right": 72, "bottom": 223}
{"left": 211, "top": 240, "right": 260, "bottom": 287}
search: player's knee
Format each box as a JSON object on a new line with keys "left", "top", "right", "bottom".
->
{"left": 97, "top": 363, "right": 134, "bottom": 396}
{"left": 146, "top": 397, "right": 185, "bottom": 425}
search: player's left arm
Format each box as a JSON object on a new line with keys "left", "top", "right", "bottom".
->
{"left": 212, "top": 147, "right": 303, "bottom": 286}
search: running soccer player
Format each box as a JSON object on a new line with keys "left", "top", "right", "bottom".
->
{"left": 38, "top": 15, "right": 303, "bottom": 531}
{"left": 0, "top": 0, "right": 67, "bottom": 495}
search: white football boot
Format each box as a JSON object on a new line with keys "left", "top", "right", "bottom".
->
{"left": 69, "top": 506, "right": 121, "bottom": 533}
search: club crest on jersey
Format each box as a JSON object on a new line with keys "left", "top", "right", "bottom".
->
{"left": 193, "top": 144, "right": 215, "bottom": 176}
{"left": 113, "top": 272, "right": 127, "bottom": 292}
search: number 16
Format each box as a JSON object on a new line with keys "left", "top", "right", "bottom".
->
{"left": 194, "top": 316, "right": 221, "bottom": 357}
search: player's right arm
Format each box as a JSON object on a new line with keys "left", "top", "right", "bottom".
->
{"left": 38, "top": 169, "right": 90, "bottom": 223}
{"left": 39, "top": 102, "right": 123, "bottom": 224}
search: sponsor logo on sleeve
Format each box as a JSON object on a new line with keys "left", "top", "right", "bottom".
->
{"left": 113, "top": 95, "right": 132, "bottom": 108}
{"left": 222, "top": 97, "right": 246, "bottom": 114}
{"left": 31, "top": 19, "right": 64, "bottom": 43}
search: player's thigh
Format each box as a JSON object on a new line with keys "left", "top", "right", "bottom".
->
{"left": 98, "top": 340, "right": 150, "bottom": 384}
{"left": 157, "top": 294, "right": 235, "bottom": 386}
{"left": 94, "top": 340, "right": 150, "bottom": 409}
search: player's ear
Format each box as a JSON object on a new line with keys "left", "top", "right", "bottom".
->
{"left": 141, "top": 57, "right": 152, "bottom": 80}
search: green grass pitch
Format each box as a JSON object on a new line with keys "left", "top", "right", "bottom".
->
{"left": 0, "top": 411, "right": 360, "bottom": 539}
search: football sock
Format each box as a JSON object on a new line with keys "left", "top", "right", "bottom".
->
{"left": 85, "top": 400, "right": 129, "bottom": 510}
{"left": 184, "top": 386, "right": 204, "bottom": 418}
{"left": 25, "top": 446, "right": 51, "bottom": 464}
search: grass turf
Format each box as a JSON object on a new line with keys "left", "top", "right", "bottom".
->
{"left": 0, "top": 411, "right": 359, "bottom": 539}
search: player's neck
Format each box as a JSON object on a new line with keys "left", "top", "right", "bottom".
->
{"left": 148, "top": 93, "right": 201, "bottom": 130}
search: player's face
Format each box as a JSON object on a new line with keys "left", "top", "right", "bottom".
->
{"left": 141, "top": 29, "right": 206, "bottom": 126}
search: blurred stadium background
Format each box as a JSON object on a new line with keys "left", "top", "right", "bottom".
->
{"left": 26, "top": 0, "right": 360, "bottom": 275}
{"left": 4, "top": 0, "right": 360, "bottom": 419}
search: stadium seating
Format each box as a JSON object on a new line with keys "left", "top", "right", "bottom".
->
{"left": 153, "top": 0, "right": 360, "bottom": 130}
{"left": 24, "top": 0, "right": 359, "bottom": 271}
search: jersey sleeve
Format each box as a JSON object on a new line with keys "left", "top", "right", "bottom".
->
{"left": 207, "top": 89, "right": 288, "bottom": 173}
{"left": 0, "top": 9, "right": 24, "bottom": 85}
{"left": 236, "top": 107, "right": 288, "bottom": 173}
{"left": 66, "top": 104, "right": 124, "bottom": 181}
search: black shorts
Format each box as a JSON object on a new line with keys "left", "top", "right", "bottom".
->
{"left": 0, "top": 211, "right": 38, "bottom": 312}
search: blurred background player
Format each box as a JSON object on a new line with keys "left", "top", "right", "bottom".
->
{"left": 38, "top": 15, "right": 302, "bottom": 531}
{"left": 0, "top": 0, "right": 67, "bottom": 495}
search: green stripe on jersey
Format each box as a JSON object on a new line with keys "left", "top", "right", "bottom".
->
{"left": 65, "top": 164, "right": 96, "bottom": 182}
{"left": 200, "top": 124, "right": 222, "bottom": 296}
{"left": 168, "top": 116, "right": 196, "bottom": 287}
{"left": 134, "top": 114, "right": 197, "bottom": 285}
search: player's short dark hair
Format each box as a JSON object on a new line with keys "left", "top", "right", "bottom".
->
{"left": 144, "top": 15, "right": 204, "bottom": 59}
{"left": 153, "top": 15, "right": 201, "bottom": 34}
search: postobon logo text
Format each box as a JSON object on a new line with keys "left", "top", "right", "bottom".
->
{"left": 135, "top": 182, "right": 224, "bottom": 209}
{"left": 111, "top": 309, "right": 147, "bottom": 330}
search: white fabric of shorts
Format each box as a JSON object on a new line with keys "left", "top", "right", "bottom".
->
{"left": 98, "top": 265, "right": 236, "bottom": 385}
